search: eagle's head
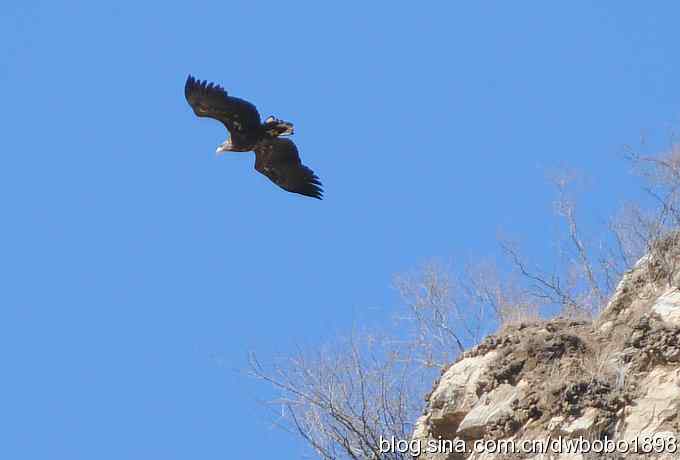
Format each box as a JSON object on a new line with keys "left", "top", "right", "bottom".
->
{"left": 216, "top": 138, "right": 234, "bottom": 155}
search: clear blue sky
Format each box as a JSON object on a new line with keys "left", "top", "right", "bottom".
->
{"left": 2, "top": 1, "right": 680, "bottom": 458}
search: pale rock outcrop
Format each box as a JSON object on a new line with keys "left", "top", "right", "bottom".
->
{"left": 652, "top": 288, "right": 680, "bottom": 327}
{"left": 413, "top": 247, "right": 680, "bottom": 459}
{"left": 428, "top": 351, "right": 500, "bottom": 433}
{"left": 619, "top": 367, "right": 680, "bottom": 442}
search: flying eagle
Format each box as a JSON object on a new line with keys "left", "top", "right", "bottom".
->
{"left": 184, "top": 75, "right": 323, "bottom": 199}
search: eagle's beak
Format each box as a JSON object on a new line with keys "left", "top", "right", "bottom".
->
{"left": 216, "top": 139, "right": 231, "bottom": 155}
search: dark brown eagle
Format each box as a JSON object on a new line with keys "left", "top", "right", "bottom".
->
{"left": 184, "top": 75, "right": 323, "bottom": 199}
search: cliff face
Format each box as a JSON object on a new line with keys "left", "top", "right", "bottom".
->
{"left": 413, "top": 251, "right": 680, "bottom": 459}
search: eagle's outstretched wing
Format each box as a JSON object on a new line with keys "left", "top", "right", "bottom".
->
{"left": 184, "top": 75, "right": 261, "bottom": 138}
{"left": 254, "top": 138, "right": 323, "bottom": 199}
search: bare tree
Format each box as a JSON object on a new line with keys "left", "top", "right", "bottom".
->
{"left": 249, "top": 261, "right": 542, "bottom": 459}
{"left": 393, "top": 260, "right": 540, "bottom": 369}
{"left": 249, "top": 334, "right": 422, "bottom": 460}
{"left": 393, "top": 262, "right": 466, "bottom": 369}
{"left": 500, "top": 171, "right": 634, "bottom": 319}
{"left": 460, "top": 261, "right": 541, "bottom": 328}
{"left": 620, "top": 141, "right": 680, "bottom": 284}
{"left": 499, "top": 141, "right": 680, "bottom": 321}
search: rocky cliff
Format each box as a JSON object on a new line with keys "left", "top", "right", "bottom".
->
{"left": 412, "top": 248, "right": 680, "bottom": 459}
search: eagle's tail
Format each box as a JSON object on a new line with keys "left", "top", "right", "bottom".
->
{"left": 264, "top": 116, "right": 295, "bottom": 137}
